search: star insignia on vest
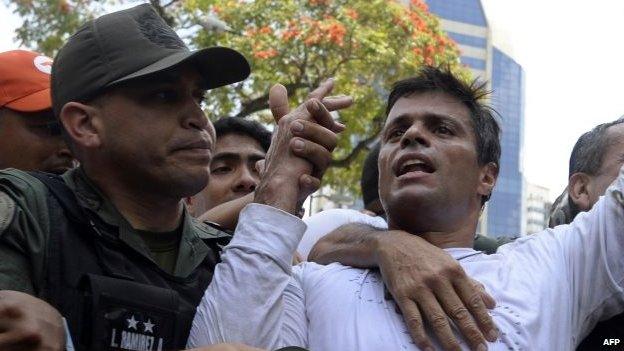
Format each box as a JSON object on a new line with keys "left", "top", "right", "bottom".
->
{"left": 143, "top": 319, "right": 155, "bottom": 334}
{"left": 127, "top": 315, "right": 139, "bottom": 330}
{"left": 111, "top": 313, "right": 166, "bottom": 350}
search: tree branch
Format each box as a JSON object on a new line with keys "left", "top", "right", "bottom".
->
{"left": 328, "top": 56, "right": 352, "bottom": 77}
{"left": 330, "top": 132, "right": 380, "bottom": 168}
{"left": 234, "top": 82, "right": 307, "bottom": 117}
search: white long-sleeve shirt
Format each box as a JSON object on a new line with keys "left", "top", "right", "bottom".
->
{"left": 188, "top": 168, "right": 624, "bottom": 350}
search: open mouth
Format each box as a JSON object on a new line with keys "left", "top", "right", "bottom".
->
{"left": 396, "top": 157, "right": 436, "bottom": 177}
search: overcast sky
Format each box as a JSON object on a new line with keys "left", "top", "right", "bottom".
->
{"left": 2, "top": 1, "right": 624, "bottom": 201}
{"left": 481, "top": 0, "right": 624, "bottom": 199}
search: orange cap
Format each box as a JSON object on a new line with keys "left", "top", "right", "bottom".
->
{"left": 0, "top": 50, "right": 53, "bottom": 112}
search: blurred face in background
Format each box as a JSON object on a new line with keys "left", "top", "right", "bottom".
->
{"left": 0, "top": 108, "right": 73, "bottom": 174}
{"left": 189, "top": 133, "right": 265, "bottom": 216}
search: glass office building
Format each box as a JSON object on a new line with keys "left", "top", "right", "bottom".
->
{"left": 488, "top": 48, "right": 525, "bottom": 236}
{"left": 426, "top": 0, "right": 526, "bottom": 236}
{"left": 425, "top": 0, "right": 489, "bottom": 81}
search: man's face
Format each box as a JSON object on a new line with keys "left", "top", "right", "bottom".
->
{"left": 378, "top": 91, "right": 494, "bottom": 232}
{"left": 0, "top": 108, "right": 73, "bottom": 174}
{"left": 93, "top": 65, "right": 216, "bottom": 199}
{"left": 586, "top": 123, "right": 624, "bottom": 206}
{"left": 195, "top": 133, "right": 265, "bottom": 212}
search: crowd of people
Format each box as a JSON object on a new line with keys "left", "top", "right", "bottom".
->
{"left": 0, "top": 4, "right": 622, "bottom": 351}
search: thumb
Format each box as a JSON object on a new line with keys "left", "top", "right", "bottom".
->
{"left": 255, "top": 159, "right": 266, "bottom": 177}
{"left": 269, "top": 84, "right": 290, "bottom": 123}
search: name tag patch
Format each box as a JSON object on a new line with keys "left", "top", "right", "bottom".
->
{"left": 105, "top": 310, "right": 171, "bottom": 351}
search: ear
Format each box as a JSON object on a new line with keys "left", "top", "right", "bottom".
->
{"left": 569, "top": 172, "right": 592, "bottom": 211}
{"left": 58, "top": 102, "right": 103, "bottom": 149}
{"left": 477, "top": 162, "right": 498, "bottom": 200}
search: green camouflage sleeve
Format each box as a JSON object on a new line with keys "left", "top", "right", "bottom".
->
{"left": 0, "top": 169, "right": 51, "bottom": 294}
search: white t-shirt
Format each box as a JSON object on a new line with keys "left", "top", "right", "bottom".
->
{"left": 296, "top": 209, "right": 387, "bottom": 260}
{"left": 188, "top": 169, "right": 624, "bottom": 350}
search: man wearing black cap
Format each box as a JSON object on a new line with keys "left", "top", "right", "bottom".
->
{"left": 0, "top": 4, "right": 347, "bottom": 351}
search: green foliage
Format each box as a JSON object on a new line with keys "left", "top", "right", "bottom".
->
{"left": 7, "top": 0, "right": 104, "bottom": 56}
{"left": 189, "top": 0, "right": 469, "bottom": 194}
{"left": 7, "top": 0, "right": 469, "bottom": 196}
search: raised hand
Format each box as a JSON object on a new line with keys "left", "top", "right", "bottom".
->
{"left": 254, "top": 79, "right": 352, "bottom": 214}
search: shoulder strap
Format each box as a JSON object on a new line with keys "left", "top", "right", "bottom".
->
{"left": 29, "top": 171, "right": 124, "bottom": 242}
{"left": 29, "top": 172, "right": 137, "bottom": 283}
{"left": 28, "top": 171, "right": 87, "bottom": 225}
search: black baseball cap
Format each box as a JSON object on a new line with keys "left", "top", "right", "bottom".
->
{"left": 51, "top": 3, "right": 250, "bottom": 116}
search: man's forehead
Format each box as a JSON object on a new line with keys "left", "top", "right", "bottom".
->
{"left": 385, "top": 91, "right": 470, "bottom": 125}
{"left": 603, "top": 124, "right": 624, "bottom": 158}
{"left": 606, "top": 123, "right": 624, "bottom": 140}
{"left": 215, "top": 133, "right": 266, "bottom": 155}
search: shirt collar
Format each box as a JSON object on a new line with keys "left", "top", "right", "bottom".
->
{"left": 61, "top": 166, "right": 215, "bottom": 278}
{"left": 444, "top": 247, "right": 484, "bottom": 261}
{"left": 61, "top": 166, "right": 122, "bottom": 225}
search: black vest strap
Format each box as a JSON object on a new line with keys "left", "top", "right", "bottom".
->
{"left": 29, "top": 172, "right": 121, "bottom": 244}
{"left": 29, "top": 172, "right": 132, "bottom": 281}
{"left": 29, "top": 172, "right": 86, "bottom": 224}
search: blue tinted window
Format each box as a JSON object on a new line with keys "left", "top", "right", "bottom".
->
{"left": 460, "top": 56, "right": 486, "bottom": 70}
{"left": 426, "top": 0, "right": 487, "bottom": 27}
{"left": 487, "top": 48, "right": 525, "bottom": 237}
{"left": 447, "top": 32, "right": 487, "bottom": 48}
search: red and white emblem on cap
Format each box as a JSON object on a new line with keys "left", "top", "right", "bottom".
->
{"left": 33, "top": 55, "right": 53, "bottom": 74}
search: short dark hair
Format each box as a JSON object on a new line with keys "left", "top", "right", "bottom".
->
{"left": 361, "top": 142, "right": 381, "bottom": 208}
{"left": 213, "top": 117, "right": 271, "bottom": 152}
{"left": 569, "top": 117, "right": 624, "bottom": 177}
{"left": 385, "top": 66, "right": 501, "bottom": 203}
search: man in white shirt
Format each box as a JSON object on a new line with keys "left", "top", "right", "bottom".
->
{"left": 188, "top": 67, "right": 624, "bottom": 350}
{"left": 547, "top": 117, "right": 624, "bottom": 349}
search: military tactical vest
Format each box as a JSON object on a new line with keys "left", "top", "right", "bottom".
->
{"left": 30, "top": 172, "right": 230, "bottom": 351}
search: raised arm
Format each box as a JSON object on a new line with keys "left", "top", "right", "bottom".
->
{"left": 187, "top": 204, "right": 309, "bottom": 349}
{"left": 308, "top": 218, "right": 498, "bottom": 351}
{"left": 197, "top": 192, "right": 254, "bottom": 230}
{"left": 553, "top": 166, "right": 624, "bottom": 334}
{"left": 188, "top": 79, "right": 352, "bottom": 349}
